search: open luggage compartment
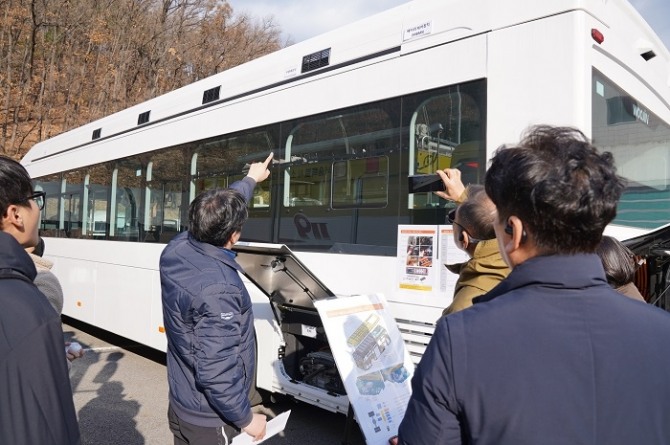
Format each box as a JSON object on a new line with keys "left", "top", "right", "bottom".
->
{"left": 234, "top": 243, "right": 347, "bottom": 406}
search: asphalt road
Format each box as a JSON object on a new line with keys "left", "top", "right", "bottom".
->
{"left": 64, "top": 320, "right": 366, "bottom": 445}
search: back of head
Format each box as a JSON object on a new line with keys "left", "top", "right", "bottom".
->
{"left": 0, "top": 156, "right": 34, "bottom": 229}
{"left": 485, "top": 125, "right": 625, "bottom": 254}
{"left": 188, "top": 188, "right": 248, "bottom": 246}
{"left": 596, "top": 235, "right": 636, "bottom": 288}
{"left": 458, "top": 184, "right": 496, "bottom": 240}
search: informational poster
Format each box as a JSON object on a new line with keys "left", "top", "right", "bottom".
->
{"left": 438, "top": 226, "right": 470, "bottom": 293}
{"left": 396, "top": 225, "right": 469, "bottom": 304}
{"left": 397, "top": 225, "right": 440, "bottom": 294}
{"left": 314, "top": 294, "right": 413, "bottom": 445}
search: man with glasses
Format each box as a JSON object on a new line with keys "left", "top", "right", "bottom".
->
{"left": 0, "top": 155, "right": 80, "bottom": 444}
{"left": 441, "top": 182, "right": 509, "bottom": 315}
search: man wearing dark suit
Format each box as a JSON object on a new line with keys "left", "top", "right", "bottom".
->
{"left": 395, "top": 126, "right": 670, "bottom": 444}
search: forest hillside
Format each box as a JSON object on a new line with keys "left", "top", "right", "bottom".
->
{"left": 0, "top": 0, "right": 285, "bottom": 158}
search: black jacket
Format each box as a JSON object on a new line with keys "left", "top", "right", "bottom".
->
{"left": 399, "top": 254, "right": 670, "bottom": 444}
{"left": 160, "top": 177, "right": 257, "bottom": 429}
{"left": 0, "top": 231, "right": 80, "bottom": 444}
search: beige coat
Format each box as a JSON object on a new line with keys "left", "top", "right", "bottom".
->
{"left": 29, "top": 253, "right": 64, "bottom": 314}
{"left": 442, "top": 239, "right": 510, "bottom": 316}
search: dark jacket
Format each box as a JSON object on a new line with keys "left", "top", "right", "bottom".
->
{"left": 0, "top": 231, "right": 80, "bottom": 445}
{"left": 160, "top": 178, "right": 256, "bottom": 429}
{"left": 399, "top": 254, "right": 670, "bottom": 444}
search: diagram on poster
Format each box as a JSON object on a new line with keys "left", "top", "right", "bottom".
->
{"left": 314, "top": 294, "right": 413, "bottom": 445}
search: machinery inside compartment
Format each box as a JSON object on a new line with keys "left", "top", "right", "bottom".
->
{"left": 277, "top": 302, "right": 346, "bottom": 395}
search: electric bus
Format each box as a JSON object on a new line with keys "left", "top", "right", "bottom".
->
{"left": 21, "top": 0, "right": 670, "bottom": 414}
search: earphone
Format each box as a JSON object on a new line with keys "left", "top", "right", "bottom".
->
{"left": 504, "top": 223, "right": 513, "bottom": 235}
{"left": 505, "top": 221, "right": 527, "bottom": 240}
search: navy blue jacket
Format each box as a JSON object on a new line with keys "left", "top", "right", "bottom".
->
{"left": 0, "top": 232, "right": 80, "bottom": 444}
{"left": 398, "top": 254, "right": 670, "bottom": 444}
{"left": 160, "top": 178, "right": 257, "bottom": 429}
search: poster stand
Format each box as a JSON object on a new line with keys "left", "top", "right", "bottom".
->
{"left": 340, "top": 404, "right": 357, "bottom": 445}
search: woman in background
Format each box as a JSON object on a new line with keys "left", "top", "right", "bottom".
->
{"left": 596, "top": 235, "right": 645, "bottom": 302}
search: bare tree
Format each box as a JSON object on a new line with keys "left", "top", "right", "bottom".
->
{"left": 0, "top": 0, "right": 285, "bottom": 158}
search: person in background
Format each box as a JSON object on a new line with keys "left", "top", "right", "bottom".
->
{"left": 442, "top": 184, "right": 510, "bottom": 315}
{"left": 0, "top": 155, "right": 80, "bottom": 444}
{"left": 393, "top": 126, "right": 670, "bottom": 444}
{"left": 160, "top": 153, "right": 272, "bottom": 445}
{"left": 26, "top": 237, "right": 86, "bottom": 365}
{"left": 433, "top": 168, "right": 509, "bottom": 315}
{"left": 596, "top": 235, "right": 645, "bottom": 302}
{"left": 26, "top": 237, "right": 63, "bottom": 313}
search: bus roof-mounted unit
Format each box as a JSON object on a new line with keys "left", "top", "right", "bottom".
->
{"left": 302, "top": 48, "right": 331, "bottom": 73}
{"left": 202, "top": 86, "right": 221, "bottom": 104}
{"left": 641, "top": 50, "right": 656, "bottom": 61}
{"left": 137, "top": 111, "right": 151, "bottom": 125}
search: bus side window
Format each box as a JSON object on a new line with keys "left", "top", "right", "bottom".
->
{"left": 86, "top": 164, "right": 113, "bottom": 239}
{"left": 35, "top": 173, "right": 62, "bottom": 237}
{"left": 113, "top": 159, "right": 144, "bottom": 241}
{"left": 332, "top": 157, "right": 389, "bottom": 208}
{"left": 407, "top": 82, "right": 486, "bottom": 210}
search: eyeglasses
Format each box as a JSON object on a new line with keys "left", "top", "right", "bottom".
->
{"left": 447, "top": 208, "right": 482, "bottom": 243}
{"left": 19, "top": 191, "right": 46, "bottom": 211}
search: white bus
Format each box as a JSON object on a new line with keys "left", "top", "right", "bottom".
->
{"left": 21, "top": 0, "right": 670, "bottom": 414}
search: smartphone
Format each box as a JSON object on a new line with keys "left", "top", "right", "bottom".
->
{"left": 408, "top": 174, "right": 445, "bottom": 193}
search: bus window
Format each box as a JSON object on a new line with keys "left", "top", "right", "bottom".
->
{"left": 35, "top": 173, "right": 62, "bottom": 237}
{"left": 62, "top": 170, "right": 85, "bottom": 237}
{"left": 113, "top": 158, "right": 144, "bottom": 241}
{"left": 86, "top": 164, "right": 113, "bottom": 238}
{"left": 285, "top": 109, "right": 395, "bottom": 208}
{"left": 408, "top": 82, "right": 486, "bottom": 210}
{"left": 145, "top": 148, "right": 186, "bottom": 243}
{"left": 192, "top": 130, "right": 274, "bottom": 211}
{"left": 332, "top": 156, "right": 389, "bottom": 208}
{"left": 592, "top": 70, "right": 670, "bottom": 230}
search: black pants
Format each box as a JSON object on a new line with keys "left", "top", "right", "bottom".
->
{"left": 168, "top": 404, "right": 240, "bottom": 445}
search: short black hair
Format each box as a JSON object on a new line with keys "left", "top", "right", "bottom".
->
{"left": 596, "top": 236, "right": 636, "bottom": 288}
{"left": 188, "top": 188, "right": 248, "bottom": 246}
{"left": 0, "top": 156, "right": 34, "bottom": 229}
{"left": 485, "top": 125, "right": 625, "bottom": 254}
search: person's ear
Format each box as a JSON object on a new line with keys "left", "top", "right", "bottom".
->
{"left": 504, "top": 217, "right": 526, "bottom": 243}
{"left": 460, "top": 230, "right": 470, "bottom": 249}
{"left": 3, "top": 204, "right": 23, "bottom": 229}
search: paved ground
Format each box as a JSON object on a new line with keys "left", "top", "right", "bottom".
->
{"left": 64, "top": 321, "right": 365, "bottom": 445}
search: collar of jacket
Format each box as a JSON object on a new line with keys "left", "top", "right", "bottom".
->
{"left": 29, "top": 252, "right": 54, "bottom": 271}
{"left": 186, "top": 232, "right": 242, "bottom": 272}
{"left": 445, "top": 238, "right": 501, "bottom": 274}
{"left": 0, "top": 231, "right": 37, "bottom": 281}
{"left": 473, "top": 253, "right": 608, "bottom": 305}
